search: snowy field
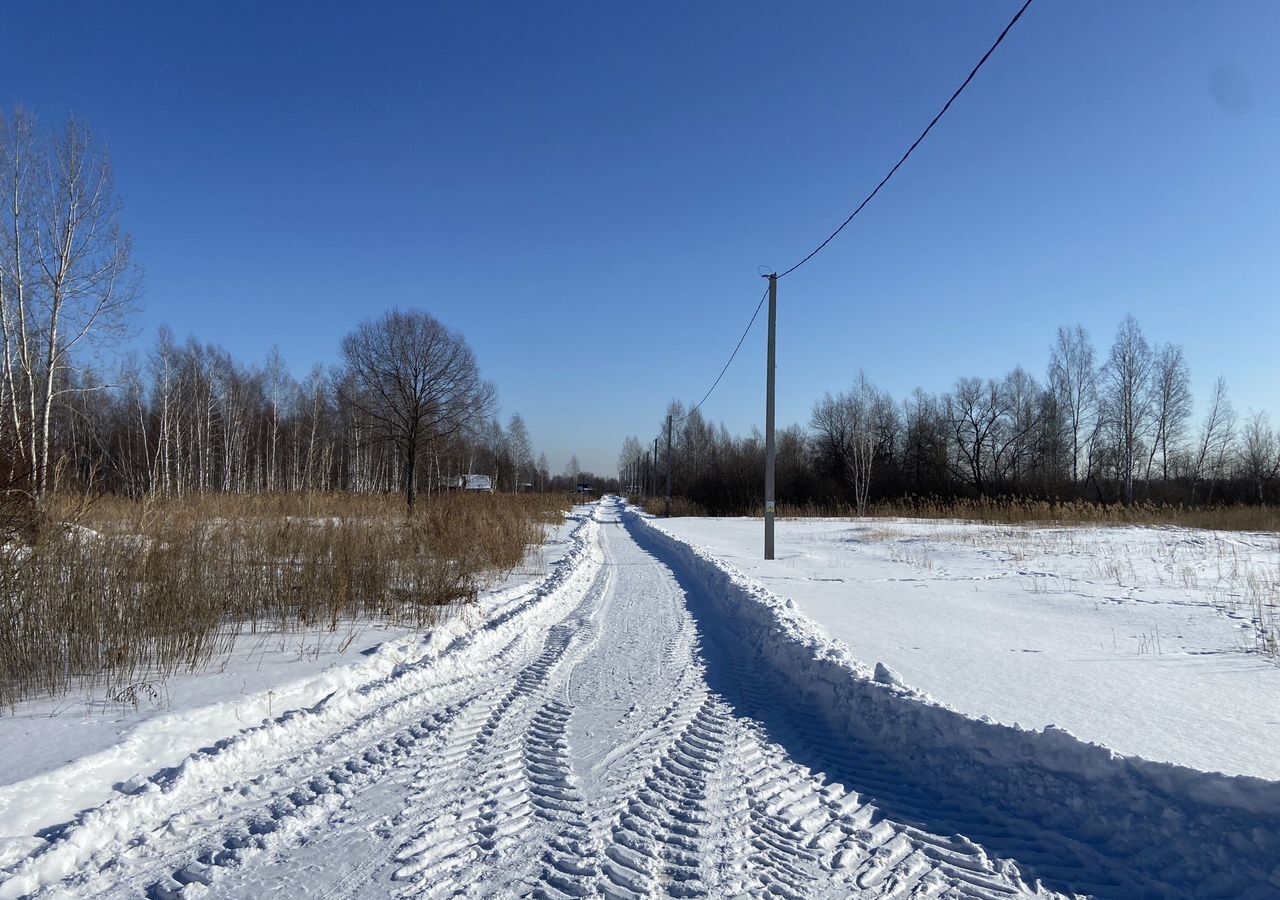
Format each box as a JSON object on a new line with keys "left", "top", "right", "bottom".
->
{"left": 652, "top": 516, "right": 1280, "bottom": 780}
{"left": 1, "top": 499, "right": 1278, "bottom": 898}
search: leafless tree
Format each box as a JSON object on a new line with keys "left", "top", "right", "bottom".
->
{"left": 0, "top": 111, "right": 37, "bottom": 487}
{"left": 901, "top": 388, "right": 948, "bottom": 493}
{"left": 1048, "top": 325, "right": 1101, "bottom": 488}
{"left": 338, "top": 309, "right": 495, "bottom": 511}
{"left": 472, "top": 417, "right": 507, "bottom": 490}
{"left": 810, "top": 372, "right": 880, "bottom": 514}
{"left": 1001, "top": 366, "right": 1043, "bottom": 489}
{"left": 1144, "top": 342, "right": 1193, "bottom": 489}
{"left": 264, "top": 345, "right": 289, "bottom": 492}
{"left": 617, "top": 435, "right": 644, "bottom": 492}
{"left": 945, "top": 376, "right": 1001, "bottom": 496}
{"left": 1241, "top": 412, "right": 1279, "bottom": 503}
{"left": 1191, "top": 376, "right": 1235, "bottom": 504}
{"left": 1100, "top": 315, "right": 1154, "bottom": 504}
{"left": 0, "top": 112, "right": 140, "bottom": 502}
{"left": 942, "top": 369, "right": 1045, "bottom": 495}
{"left": 536, "top": 452, "right": 550, "bottom": 492}
{"left": 507, "top": 413, "right": 534, "bottom": 492}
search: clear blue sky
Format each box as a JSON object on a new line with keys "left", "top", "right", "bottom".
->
{"left": 3, "top": 1, "right": 1276, "bottom": 476}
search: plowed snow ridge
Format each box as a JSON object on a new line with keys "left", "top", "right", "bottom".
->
{"left": 1, "top": 498, "right": 1273, "bottom": 898}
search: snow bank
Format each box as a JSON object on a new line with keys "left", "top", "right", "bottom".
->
{"left": 635, "top": 512, "right": 1280, "bottom": 899}
{"left": 656, "top": 517, "right": 1280, "bottom": 780}
{"left": 0, "top": 511, "right": 601, "bottom": 899}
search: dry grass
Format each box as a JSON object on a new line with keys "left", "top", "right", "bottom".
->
{"left": 760, "top": 497, "right": 1278, "bottom": 532}
{"left": 1246, "top": 565, "right": 1280, "bottom": 659}
{"left": 631, "top": 496, "right": 708, "bottom": 518}
{"left": 870, "top": 497, "right": 1280, "bottom": 532}
{"left": 0, "top": 491, "right": 570, "bottom": 710}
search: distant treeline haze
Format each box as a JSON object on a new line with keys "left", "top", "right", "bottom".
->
{"left": 624, "top": 317, "right": 1279, "bottom": 515}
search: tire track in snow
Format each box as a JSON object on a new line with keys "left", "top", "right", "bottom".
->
{"left": 720, "top": 648, "right": 1031, "bottom": 900}
{"left": 0, "top": 513, "right": 602, "bottom": 900}
{"left": 142, "top": 698, "right": 478, "bottom": 900}
{"left": 522, "top": 698, "right": 598, "bottom": 900}
{"left": 622, "top": 505, "right": 1060, "bottom": 900}
{"left": 72, "top": 656, "right": 523, "bottom": 900}
{"left": 5, "top": 503, "right": 1077, "bottom": 898}
{"left": 390, "top": 567, "right": 611, "bottom": 898}
{"left": 110, "top": 616, "right": 573, "bottom": 898}
{"left": 588, "top": 504, "right": 1034, "bottom": 900}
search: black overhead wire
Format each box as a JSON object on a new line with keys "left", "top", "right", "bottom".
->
{"left": 663, "top": 1, "right": 1034, "bottom": 432}
{"left": 776, "top": 0, "right": 1035, "bottom": 280}
{"left": 673, "top": 283, "right": 771, "bottom": 424}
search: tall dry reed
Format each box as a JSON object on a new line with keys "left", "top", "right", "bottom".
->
{"left": 641, "top": 494, "right": 1280, "bottom": 532}
{"left": 0, "top": 492, "right": 570, "bottom": 710}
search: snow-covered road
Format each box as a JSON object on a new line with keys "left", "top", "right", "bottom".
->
{"left": 9, "top": 498, "right": 1280, "bottom": 898}
{"left": 2, "top": 499, "right": 1058, "bottom": 899}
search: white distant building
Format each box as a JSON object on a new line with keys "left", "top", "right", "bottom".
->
{"left": 462, "top": 474, "right": 493, "bottom": 492}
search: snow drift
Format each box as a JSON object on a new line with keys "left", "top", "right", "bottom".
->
{"left": 633, "top": 510, "right": 1280, "bottom": 899}
{"left": 0, "top": 513, "right": 602, "bottom": 899}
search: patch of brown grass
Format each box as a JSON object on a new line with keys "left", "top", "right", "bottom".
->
{"left": 631, "top": 496, "right": 707, "bottom": 518}
{"left": 753, "top": 497, "right": 1277, "bottom": 532}
{"left": 0, "top": 491, "right": 571, "bottom": 710}
{"left": 864, "top": 497, "right": 1280, "bottom": 532}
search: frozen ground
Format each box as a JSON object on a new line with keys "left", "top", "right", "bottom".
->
{"left": 652, "top": 516, "right": 1280, "bottom": 780}
{"left": 1, "top": 499, "right": 1278, "bottom": 898}
{"left": 0, "top": 515, "right": 578, "bottom": 857}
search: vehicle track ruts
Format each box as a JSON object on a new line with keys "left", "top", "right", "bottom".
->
{"left": 705, "top": 615, "right": 1052, "bottom": 899}
{"left": 623, "top": 504, "right": 1059, "bottom": 900}
{"left": 0, "top": 515, "right": 601, "bottom": 900}
{"left": 391, "top": 568, "right": 611, "bottom": 899}
{"left": 2, "top": 502, "right": 1086, "bottom": 899}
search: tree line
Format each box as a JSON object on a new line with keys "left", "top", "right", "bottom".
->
{"left": 2, "top": 109, "right": 569, "bottom": 515}
{"left": 623, "top": 316, "right": 1279, "bottom": 514}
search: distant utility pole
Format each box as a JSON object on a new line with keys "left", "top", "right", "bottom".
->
{"left": 764, "top": 273, "right": 777, "bottom": 560}
{"left": 652, "top": 440, "right": 658, "bottom": 497}
{"left": 664, "top": 413, "right": 673, "bottom": 517}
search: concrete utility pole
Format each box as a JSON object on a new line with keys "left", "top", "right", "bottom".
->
{"left": 764, "top": 273, "right": 777, "bottom": 560}
{"left": 664, "top": 414, "right": 673, "bottom": 517}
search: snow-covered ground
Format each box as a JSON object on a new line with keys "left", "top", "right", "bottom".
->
{"left": 1, "top": 499, "right": 1278, "bottom": 898}
{"left": 651, "top": 516, "right": 1280, "bottom": 781}
{"left": 0, "top": 514, "right": 579, "bottom": 862}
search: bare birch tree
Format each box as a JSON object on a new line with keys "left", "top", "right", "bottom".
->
{"left": 811, "top": 372, "right": 879, "bottom": 514}
{"left": 1191, "top": 376, "right": 1235, "bottom": 503}
{"left": 0, "top": 110, "right": 37, "bottom": 488}
{"left": 1100, "top": 315, "right": 1154, "bottom": 504}
{"left": 1047, "top": 325, "right": 1101, "bottom": 488}
{"left": 1241, "top": 412, "right": 1279, "bottom": 503}
{"left": 1144, "top": 342, "right": 1193, "bottom": 488}
{"left": 1, "top": 111, "right": 139, "bottom": 501}
{"left": 507, "top": 413, "right": 534, "bottom": 492}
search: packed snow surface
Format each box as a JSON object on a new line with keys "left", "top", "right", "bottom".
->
{"left": 654, "top": 515, "right": 1280, "bottom": 781}
{"left": 1, "top": 499, "right": 1277, "bottom": 898}
{"left": 0, "top": 516, "right": 580, "bottom": 845}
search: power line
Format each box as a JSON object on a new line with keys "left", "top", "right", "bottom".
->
{"left": 660, "top": 2, "right": 1034, "bottom": 438}
{"left": 777, "top": 0, "right": 1035, "bottom": 280}
{"left": 674, "top": 283, "right": 771, "bottom": 423}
